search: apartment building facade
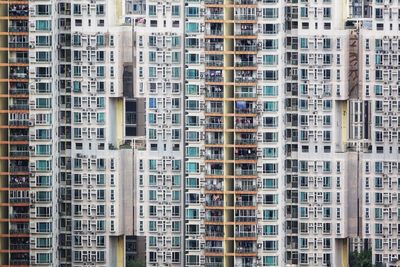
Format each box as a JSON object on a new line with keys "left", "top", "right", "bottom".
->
{"left": 0, "top": 0, "right": 135, "bottom": 266}
{"left": 130, "top": 0, "right": 400, "bottom": 266}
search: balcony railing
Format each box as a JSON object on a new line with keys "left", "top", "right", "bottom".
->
{"left": 10, "top": 181, "right": 29, "bottom": 188}
{"left": 205, "top": 263, "right": 223, "bottom": 267}
{"left": 235, "top": 77, "right": 256, "bottom": 83}
{"left": 235, "top": 139, "right": 256, "bottom": 144}
{"left": 9, "top": 104, "right": 29, "bottom": 110}
{"left": 206, "top": 60, "right": 224, "bottom": 67}
{"left": 206, "top": 30, "right": 224, "bottom": 36}
{"left": 234, "top": 154, "right": 257, "bottom": 160}
{"left": 235, "top": 170, "right": 257, "bottom": 176}
{"left": 10, "top": 228, "right": 29, "bottom": 234}
{"left": 10, "top": 135, "right": 28, "bottom": 141}
{"left": 206, "top": 92, "right": 223, "bottom": 98}
{"left": 9, "top": 197, "right": 30, "bottom": 203}
{"left": 235, "top": 184, "right": 257, "bottom": 191}
{"left": 235, "top": 107, "right": 257, "bottom": 114}
{"left": 205, "top": 76, "right": 223, "bottom": 82}
{"left": 205, "top": 154, "right": 224, "bottom": 160}
{"left": 206, "top": 200, "right": 224, "bottom": 207}
{"left": 205, "top": 138, "right": 223, "bottom": 145}
{"left": 234, "top": 0, "right": 256, "bottom": 4}
{"left": 10, "top": 259, "right": 29, "bottom": 265}
{"left": 206, "top": 169, "right": 224, "bottom": 175}
{"left": 234, "top": 15, "right": 256, "bottom": 20}
{"left": 205, "top": 216, "right": 224, "bottom": 222}
{"left": 235, "top": 217, "right": 256, "bottom": 222}
{"left": 235, "top": 123, "right": 256, "bottom": 129}
{"left": 235, "top": 247, "right": 257, "bottom": 253}
{"left": 9, "top": 88, "right": 29, "bottom": 95}
{"left": 10, "top": 244, "right": 29, "bottom": 250}
{"left": 235, "top": 45, "right": 257, "bottom": 51}
{"left": 10, "top": 213, "right": 29, "bottom": 219}
{"left": 205, "top": 183, "right": 224, "bottom": 191}
{"left": 9, "top": 26, "right": 28, "bottom": 32}
{"left": 9, "top": 151, "right": 29, "bottom": 157}
{"left": 206, "top": 123, "right": 223, "bottom": 129}
{"left": 235, "top": 231, "right": 257, "bottom": 237}
{"left": 206, "top": 231, "right": 224, "bottom": 237}
{"left": 235, "top": 92, "right": 256, "bottom": 98}
{"left": 235, "top": 201, "right": 256, "bottom": 207}
{"left": 204, "top": 0, "right": 223, "bottom": 3}
{"left": 235, "top": 30, "right": 256, "bottom": 36}
{"left": 235, "top": 62, "right": 256, "bottom": 67}
{"left": 205, "top": 247, "right": 224, "bottom": 253}
{"left": 206, "top": 14, "right": 224, "bottom": 20}
{"left": 8, "top": 42, "right": 29, "bottom": 48}
{"left": 205, "top": 107, "right": 223, "bottom": 113}
{"left": 9, "top": 166, "right": 29, "bottom": 172}
{"left": 205, "top": 43, "right": 224, "bottom": 51}
{"left": 9, "top": 73, "right": 28, "bottom": 79}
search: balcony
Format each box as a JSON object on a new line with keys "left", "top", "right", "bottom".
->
{"left": 205, "top": 107, "right": 223, "bottom": 113}
{"left": 205, "top": 216, "right": 224, "bottom": 222}
{"left": 235, "top": 154, "right": 256, "bottom": 160}
{"left": 235, "top": 217, "right": 256, "bottom": 222}
{"left": 235, "top": 201, "right": 256, "bottom": 207}
{"left": 205, "top": 138, "right": 223, "bottom": 145}
{"left": 9, "top": 134, "right": 28, "bottom": 141}
{"left": 206, "top": 60, "right": 224, "bottom": 67}
{"left": 234, "top": 0, "right": 256, "bottom": 4}
{"left": 9, "top": 197, "right": 30, "bottom": 203}
{"left": 10, "top": 177, "right": 29, "bottom": 188}
{"left": 10, "top": 228, "right": 29, "bottom": 234}
{"left": 234, "top": 184, "right": 257, "bottom": 191}
{"left": 235, "top": 62, "right": 256, "bottom": 68}
{"left": 10, "top": 212, "right": 29, "bottom": 219}
{"left": 8, "top": 26, "right": 28, "bottom": 33}
{"left": 9, "top": 87, "right": 29, "bottom": 95}
{"left": 10, "top": 243, "right": 29, "bottom": 250}
{"left": 205, "top": 263, "right": 223, "bottom": 267}
{"left": 234, "top": 15, "right": 256, "bottom": 21}
{"left": 8, "top": 42, "right": 29, "bottom": 48}
{"left": 205, "top": 30, "right": 224, "bottom": 36}
{"left": 206, "top": 169, "right": 224, "bottom": 175}
{"left": 205, "top": 154, "right": 224, "bottom": 160}
{"left": 235, "top": 122, "right": 256, "bottom": 129}
{"left": 235, "top": 30, "right": 256, "bottom": 36}
{"left": 9, "top": 5, "right": 29, "bottom": 17}
{"left": 205, "top": 183, "right": 224, "bottom": 191}
{"left": 206, "top": 231, "right": 224, "bottom": 237}
{"left": 206, "top": 123, "right": 223, "bottom": 129}
{"left": 205, "top": 14, "right": 224, "bottom": 20}
{"left": 235, "top": 92, "right": 256, "bottom": 98}
{"left": 205, "top": 42, "right": 224, "bottom": 51}
{"left": 235, "top": 138, "right": 256, "bottom": 144}
{"left": 9, "top": 56, "right": 29, "bottom": 63}
{"left": 9, "top": 104, "right": 28, "bottom": 110}
{"left": 235, "top": 107, "right": 256, "bottom": 114}
{"left": 9, "top": 166, "right": 29, "bottom": 172}
{"left": 10, "top": 258, "right": 29, "bottom": 265}
{"left": 204, "top": 0, "right": 223, "bottom": 3}
{"left": 9, "top": 148, "right": 29, "bottom": 157}
{"left": 205, "top": 247, "right": 224, "bottom": 253}
{"left": 235, "top": 77, "right": 256, "bottom": 83}
{"left": 235, "top": 170, "right": 257, "bottom": 176}
{"left": 206, "top": 200, "right": 224, "bottom": 207}
{"left": 235, "top": 247, "right": 257, "bottom": 253}
{"left": 205, "top": 76, "right": 223, "bottom": 83}
{"left": 235, "top": 231, "right": 256, "bottom": 237}
{"left": 206, "top": 91, "right": 223, "bottom": 98}
{"left": 235, "top": 45, "right": 257, "bottom": 51}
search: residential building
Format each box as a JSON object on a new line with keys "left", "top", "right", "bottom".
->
{"left": 130, "top": 0, "right": 400, "bottom": 266}
{"left": 0, "top": 0, "right": 135, "bottom": 266}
